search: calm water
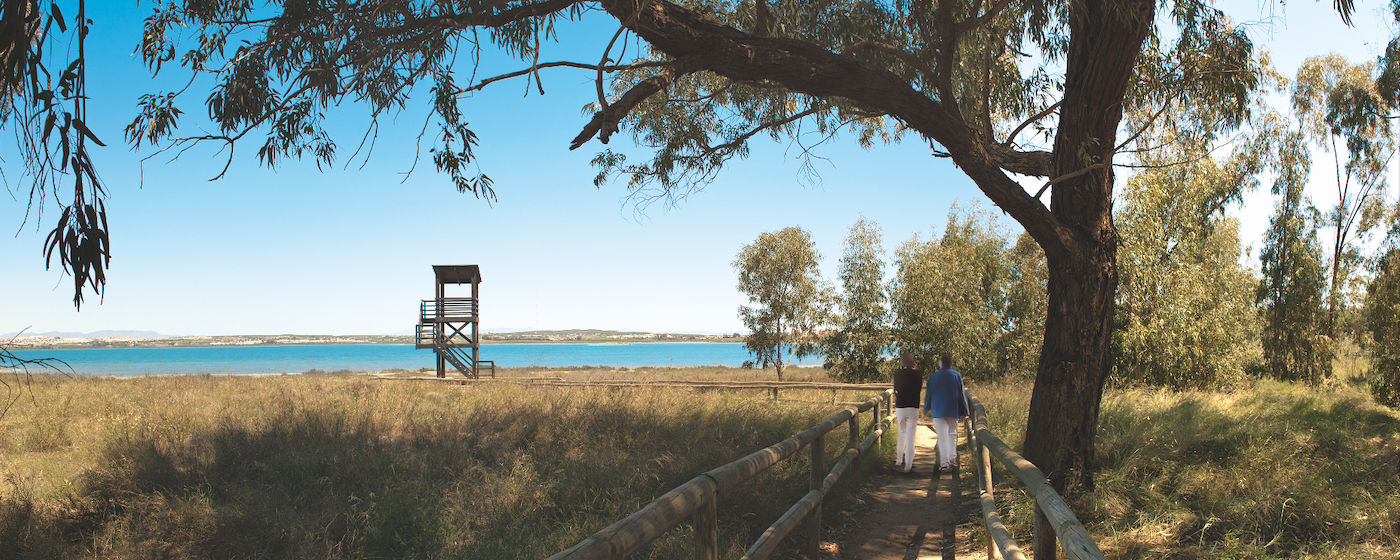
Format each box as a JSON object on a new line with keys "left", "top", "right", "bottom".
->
{"left": 7, "top": 342, "right": 819, "bottom": 376}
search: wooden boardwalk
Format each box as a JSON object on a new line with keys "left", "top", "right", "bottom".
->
{"left": 830, "top": 418, "right": 984, "bottom": 560}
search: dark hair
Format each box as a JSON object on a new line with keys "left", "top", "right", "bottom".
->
{"left": 940, "top": 354, "right": 952, "bottom": 368}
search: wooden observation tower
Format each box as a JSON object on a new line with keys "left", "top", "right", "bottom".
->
{"left": 415, "top": 265, "right": 494, "bottom": 378}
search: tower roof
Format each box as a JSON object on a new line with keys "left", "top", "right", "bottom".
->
{"left": 432, "top": 265, "right": 482, "bottom": 284}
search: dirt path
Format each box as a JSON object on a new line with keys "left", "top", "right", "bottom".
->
{"left": 825, "top": 418, "right": 986, "bottom": 560}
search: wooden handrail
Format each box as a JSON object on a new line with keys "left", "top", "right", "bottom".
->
{"left": 548, "top": 388, "right": 894, "bottom": 560}
{"left": 741, "top": 401, "right": 894, "bottom": 559}
{"left": 965, "top": 389, "right": 1106, "bottom": 560}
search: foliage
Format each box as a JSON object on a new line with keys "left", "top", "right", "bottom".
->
{"left": 1291, "top": 55, "right": 1394, "bottom": 336}
{"left": 1113, "top": 134, "right": 1262, "bottom": 389}
{"left": 1000, "top": 233, "right": 1047, "bottom": 380}
{"left": 1, "top": 0, "right": 110, "bottom": 308}
{"left": 823, "top": 217, "right": 891, "bottom": 383}
{"left": 128, "top": 0, "right": 510, "bottom": 197}
{"left": 890, "top": 203, "right": 1030, "bottom": 379}
{"left": 0, "top": 373, "right": 882, "bottom": 559}
{"left": 1257, "top": 123, "right": 1334, "bottom": 384}
{"left": 734, "top": 226, "right": 830, "bottom": 381}
{"left": 1365, "top": 249, "right": 1400, "bottom": 407}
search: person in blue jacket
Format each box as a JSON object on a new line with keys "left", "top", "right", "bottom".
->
{"left": 923, "top": 353, "right": 969, "bottom": 471}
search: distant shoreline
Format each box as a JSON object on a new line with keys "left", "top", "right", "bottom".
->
{"left": 5, "top": 332, "right": 742, "bottom": 351}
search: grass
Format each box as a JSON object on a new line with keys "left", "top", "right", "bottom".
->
{"left": 968, "top": 378, "right": 1400, "bottom": 559}
{"left": 0, "top": 368, "right": 891, "bottom": 559}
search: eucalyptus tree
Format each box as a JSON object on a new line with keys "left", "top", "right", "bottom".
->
{"left": 824, "top": 217, "right": 890, "bottom": 383}
{"left": 1114, "top": 141, "right": 1261, "bottom": 389}
{"left": 1257, "top": 128, "right": 1333, "bottom": 384}
{"left": 1000, "top": 232, "right": 1046, "bottom": 378}
{"left": 1366, "top": 248, "right": 1400, "bottom": 406}
{"left": 1292, "top": 55, "right": 1394, "bottom": 337}
{"left": 733, "top": 226, "right": 828, "bottom": 381}
{"left": 7, "top": 0, "right": 1355, "bottom": 491}
{"left": 890, "top": 204, "right": 1009, "bottom": 379}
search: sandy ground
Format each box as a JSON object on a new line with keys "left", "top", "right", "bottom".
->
{"left": 824, "top": 417, "right": 987, "bottom": 560}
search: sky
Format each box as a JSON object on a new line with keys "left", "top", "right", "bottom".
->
{"left": 1, "top": 0, "right": 1397, "bottom": 337}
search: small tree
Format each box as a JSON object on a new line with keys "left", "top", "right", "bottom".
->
{"left": 824, "top": 217, "right": 890, "bottom": 383}
{"left": 890, "top": 204, "right": 1010, "bottom": 378}
{"left": 734, "top": 227, "right": 828, "bottom": 381}
{"left": 1113, "top": 119, "right": 1264, "bottom": 389}
{"left": 1292, "top": 55, "right": 1394, "bottom": 338}
{"left": 1258, "top": 128, "right": 1333, "bottom": 383}
{"left": 1366, "top": 248, "right": 1400, "bottom": 407}
{"left": 1000, "top": 233, "right": 1047, "bottom": 379}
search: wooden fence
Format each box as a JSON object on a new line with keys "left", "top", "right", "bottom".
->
{"left": 546, "top": 386, "right": 896, "bottom": 560}
{"left": 964, "top": 389, "right": 1106, "bottom": 560}
{"left": 430, "top": 376, "right": 1109, "bottom": 559}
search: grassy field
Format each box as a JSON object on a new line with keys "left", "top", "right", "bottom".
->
{"left": 3, "top": 365, "right": 1398, "bottom": 559}
{"left": 968, "top": 376, "right": 1400, "bottom": 559}
{"left": 0, "top": 366, "right": 886, "bottom": 559}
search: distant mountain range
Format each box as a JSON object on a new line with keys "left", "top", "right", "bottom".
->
{"left": 3, "top": 330, "right": 169, "bottom": 339}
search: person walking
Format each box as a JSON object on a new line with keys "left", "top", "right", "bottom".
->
{"left": 923, "top": 353, "right": 968, "bottom": 471}
{"left": 892, "top": 353, "right": 923, "bottom": 473}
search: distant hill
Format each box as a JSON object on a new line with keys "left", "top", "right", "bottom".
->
{"left": 497, "top": 329, "right": 652, "bottom": 337}
{"left": 4, "top": 330, "right": 168, "bottom": 339}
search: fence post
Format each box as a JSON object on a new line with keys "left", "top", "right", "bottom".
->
{"left": 809, "top": 432, "right": 825, "bottom": 557}
{"left": 1034, "top": 500, "right": 1057, "bottom": 560}
{"left": 847, "top": 415, "right": 861, "bottom": 486}
{"left": 873, "top": 398, "right": 882, "bottom": 453}
{"left": 694, "top": 494, "right": 718, "bottom": 560}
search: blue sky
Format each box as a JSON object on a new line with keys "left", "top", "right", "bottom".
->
{"left": 1, "top": 0, "right": 1395, "bottom": 337}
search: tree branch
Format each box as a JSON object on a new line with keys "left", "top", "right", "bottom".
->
{"left": 595, "top": 0, "right": 1067, "bottom": 254}
{"left": 455, "top": 60, "right": 667, "bottom": 94}
{"left": 1005, "top": 100, "right": 1061, "bottom": 146}
{"left": 570, "top": 59, "right": 698, "bottom": 149}
{"left": 958, "top": 0, "right": 1017, "bottom": 34}
{"left": 842, "top": 40, "right": 935, "bottom": 83}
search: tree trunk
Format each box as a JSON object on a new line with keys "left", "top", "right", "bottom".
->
{"left": 1018, "top": 0, "right": 1150, "bottom": 493}
{"left": 1022, "top": 247, "right": 1117, "bottom": 492}
{"left": 776, "top": 316, "right": 785, "bottom": 381}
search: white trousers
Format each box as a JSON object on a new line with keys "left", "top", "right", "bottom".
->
{"left": 933, "top": 417, "right": 959, "bottom": 467}
{"left": 895, "top": 408, "right": 920, "bottom": 469}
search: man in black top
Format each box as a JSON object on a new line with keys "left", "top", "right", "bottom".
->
{"left": 892, "top": 353, "right": 923, "bottom": 473}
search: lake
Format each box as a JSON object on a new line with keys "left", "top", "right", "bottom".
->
{"left": 5, "top": 342, "right": 821, "bottom": 376}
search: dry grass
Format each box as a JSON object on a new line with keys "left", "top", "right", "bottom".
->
{"left": 0, "top": 369, "right": 890, "bottom": 559}
{"left": 969, "top": 379, "right": 1400, "bottom": 559}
